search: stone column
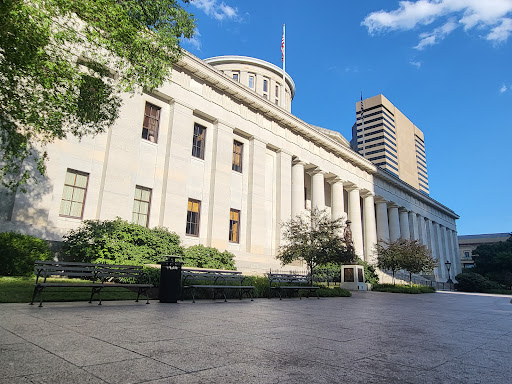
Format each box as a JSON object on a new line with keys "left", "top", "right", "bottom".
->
{"left": 246, "top": 137, "right": 267, "bottom": 254}
{"left": 347, "top": 185, "right": 364, "bottom": 258}
{"left": 451, "top": 230, "right": 462, "bottom": 277}
{"left": 417, "top": 215, "right": 427, "bottom": 245}
{"left": 375, "top": 197, "right": 390, "bottom": 244}
{"left": 291, "top": 161, "right": 305, "bottom": 217}
{"left": 330, "top": 178, "right": 345, "bottom": 221}
{"left": 426, "top": 219, "right": 440, "bottom": 280}
{"left": 399, "top": 208, "right": 411, "bottom": 239}
{"left": 434, "top": 222, "right": 446, "bottom": 281}
{"left": 275, "top": 150, "right": 292, "bottom": 248}
{"left": 206, "top": 121, "right": 234, "bottom": 249}
{"left": 311, "top": 170, "right": 325, "bottom": 210}
{"left": 409, "top": 211, "right": 419, "bottom": 240}
{"left": 388, "top": 204, "right": 400, "bottom": 242}
{"left": 362, "top": 191, "right": 377, "bottom": 263}
{"left": 442, "top": 226, "right": 453, "bottom": 281}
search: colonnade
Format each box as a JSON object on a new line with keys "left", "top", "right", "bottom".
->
{"left": 290, "top": 160, "right": 461, "bottom": 281}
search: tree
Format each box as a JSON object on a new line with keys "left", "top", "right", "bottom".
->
{"left": 277, "top": 208, "right": 355, "bottom": 283}
{"left": 61, "top": 218, "right": 184, "bottom": 265}
{"left": 0, "top": 0, "right": 195, "bottom": 190}
{"left": 472, "top": 235, "right": 512, "bottom": 289}
{"left": 376, "top": 238, "right": 435, "bottom": 285}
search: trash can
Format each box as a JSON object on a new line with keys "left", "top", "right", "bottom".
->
{"left": 158, "top": 255, "right": 183, "bottom": 303}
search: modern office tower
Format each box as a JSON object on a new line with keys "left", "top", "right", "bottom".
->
{"left": 350, "top": 94, "right": 429, "bottom": 194}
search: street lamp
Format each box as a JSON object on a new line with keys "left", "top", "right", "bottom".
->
{"left": 445, "top": 261, "right": 453, "bottom": 289}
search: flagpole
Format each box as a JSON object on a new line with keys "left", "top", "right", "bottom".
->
{"left": 282, "top": 24, "right": 286, "bottom": 109}
{"left": 361, "top": 91, "right": 365, "bottom": 157}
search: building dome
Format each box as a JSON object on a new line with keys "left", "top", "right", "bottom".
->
{"left": 204, "top": 55, "right": 295, "bottom": 112}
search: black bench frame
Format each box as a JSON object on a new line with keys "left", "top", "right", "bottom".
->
{"left": 31, "top": 261, "right": 153, "bottom": 307}
{"left": 181, "top": 268, "right": 255, "bottom": 303}
{"left": 267, "top": 272, "right": 320, "bottom": 300}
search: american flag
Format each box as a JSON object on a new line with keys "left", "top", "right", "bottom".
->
{"left": 281, "top": 28, "right": 285, "bottom": 62}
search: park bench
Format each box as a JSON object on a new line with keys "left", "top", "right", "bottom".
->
{"left": 31, "top": 261, "right": 152, "bottom": 307}
{"left": 181, "top": 267, "right": 255, "bottom": 303}
{"left": 267, "top": 271, "right": 320, "bottom": 300}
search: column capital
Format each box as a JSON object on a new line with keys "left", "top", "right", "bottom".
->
{"left": 374, "top": 196, "right": 388, "bottom": 204}
{"left": 278, "top": 149, "right": 294, "bottom": 157}
{"left": 292, "top": 159, "right": 307, "bottom": 166}
{"left": 387, "top": 202, "right": 400, "bottom": 209}
{"left": 398, "top": 207, "right": 409, "bottom": 213}
{"left": 327, "top": 176, "right": 345, "bottom": 185}
{"left": 309, "top": 168, "right": 327, "bottom": 176}
{"left": 360, "top": 189, "right": 375, "bottom": 198}
{"left": 344, "top": 182, "right": 360, "bottom": 192}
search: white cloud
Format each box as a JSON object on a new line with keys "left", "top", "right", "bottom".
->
{"left": 410, "top": 60, "right": 422, "bottom": 68}
{"left": 414, "top": 20, "right": 458, "bottom": 49}
{"left": 362, "top": 0, "right": 512, "bottom": 47}
{"left": 192, "top": 0, "right": 240, "bottom": 21}
{"left": 500, "top": 84, "right": 508, "bottom": 93}
{"left": 183, "top": 29, "right": 202, "bottom": 51}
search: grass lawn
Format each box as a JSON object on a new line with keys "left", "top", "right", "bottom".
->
{"left": 0, "top": 276, "right": 139, "bottom": 304}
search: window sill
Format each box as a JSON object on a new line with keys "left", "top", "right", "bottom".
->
{"left": 141, "top": 139, "right": 158, "bottom": 147}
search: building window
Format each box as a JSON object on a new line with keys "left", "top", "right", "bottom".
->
{"left": 464, "top": 251, "right": 471, "bottom": 259}
{"left": 232, "top": 140, "right": 243, "bottom": 173}
{"left": 248, "top": 75, "right": 254, "bottom": 89}
{"left": 59, "top": 169, "right": 89, "bottom": 218}
{"left": 229, "top": 209, "right": 240, "bottom": 243}
{"left": 186, "top": 199, "right": 201, "bottom": 236}
{"left": 132, "top": 186, "right": 151, "bottom": 227}
{"left": 275, "top": 85, "right": 279, "bottom": 97}
{"left": 192, "top": 123, "right": 206, "bottom": 159}
{"left": 232, "top": 72, "right": 239, "bottom": 82}
{"left": 142, "top": 103, "right": 160, "bottom": 143}
{"left": 263, "top": 79, "right": 268, "bottom": 92}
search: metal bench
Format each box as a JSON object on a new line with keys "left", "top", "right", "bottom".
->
{"left": 181, "top": 268, "right": 255, "bottom": 303}
{"left": 267, "top": 272, "right": 320, "bottom": 300}
{"left": 31, "top": 261, "right": 152, "bottom": 307}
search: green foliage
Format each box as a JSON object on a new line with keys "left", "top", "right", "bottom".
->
{"left": 183, "top": 245, "right": 236, "bottom": 270}
{"left": 277, "top": 208, "right": 355, "bottom": 280}
{"left": 313, "top": 262, "right": 341, "bottom": 283}
{"left": 0, "top": 232, "right": 52, "bottom": 276}
{"left": 372, "top": 284, "right": 436, "bottom": 294}
{"left": 61, "top": 218, "right": 183, "bottom": 265}
{"left": 455, "top": 271, "right": 502, "bottom": 293}
{"left": 357, "top": 258, "right": 379, "bottom": 286}
{"left": 472, "top": 236, "right": 512, "bottom": 288}
{"left": 376, "top": 238, "right": 435, "bottom": 284}
{"left": 0, "top": 0, "right": 195, "bottom": 190}
{"left": 317, "top": 287, "right": 352, "bottom": 297}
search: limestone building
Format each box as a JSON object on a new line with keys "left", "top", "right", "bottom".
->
{"left": 458, "top": 233, "right": 511, "bottom": 269}
{"left": 0, "top": 53, "right": 460, "bottom": 281}
{"left": 351, "top": 94, "right": 429, "bottom": 194}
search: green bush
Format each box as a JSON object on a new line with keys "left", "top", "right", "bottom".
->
{"left": 0, "top": 232, "right": 52, "bottom": 276}
{"left": 317, "top": 286, "right": 352, "bottom": 297}
{"left": 183, "top": 245, "right": 236, "bottom": 270}
{"left": 61, "top": 218, "right": 183, "bottom": 265}
{"left": 372, "top": 283, "right": 435, "bottom": 294}
{"left": 455, "top": 272, "right": 502, "bottom": 292}
{"left": 357, "top": 258, "right": 379, "bottom": 286}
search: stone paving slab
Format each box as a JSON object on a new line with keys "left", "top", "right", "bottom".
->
{"left": 1, "top": 291, "right": 511, "bottom": 383}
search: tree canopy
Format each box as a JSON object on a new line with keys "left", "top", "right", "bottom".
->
{"left": 277, "top": 208, "right": 356, "bottom": 281}
{"left": 376, "top": 238, "right": 435, "bottom": 284}
{"left": 0, "top": 0, "right": 195, "bottom": 190}
{"left": 472, "top": 235, "right": 512, "bottom": 289}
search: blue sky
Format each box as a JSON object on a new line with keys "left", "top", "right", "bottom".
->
{"left": 182, "top": 0, "right": 512, "bottom": 236}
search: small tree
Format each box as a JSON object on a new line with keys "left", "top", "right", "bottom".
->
{"left": 399, "top": 240, "right": 436, "bottom": 285}
{"left": 277, "top": 208, "right": 354, "bottom": 283}
{"left": 376, "top": 238, "right": 435, "bottom": 285}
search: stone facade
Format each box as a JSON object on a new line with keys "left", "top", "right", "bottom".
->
{"left": 0, "top": 52, "right": 460, "bottom": 280}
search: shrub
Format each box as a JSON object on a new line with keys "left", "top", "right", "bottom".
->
{"left": 61, "top": 218, "right": 183, "bottom": 265}
{"left": 372, "top": 283, "right": 435, "bottom": 294}
{"left": 0, "top": 232, "right": 52, "bottom": 276}
{"left": 317, "top": 286, "right": 352, "bottom": 297}
{"left": 183, "top": 245, "right": 236, "bottom": 270}
{"left": 357, "top": 258, "right": 379, "bottom": 286}
{"left": 455, "top": 272, "right": 502, "bottom": 292}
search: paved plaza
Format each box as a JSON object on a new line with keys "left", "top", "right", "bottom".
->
{"left": 1, "top": 291, "right": 511, "bottom": 384}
